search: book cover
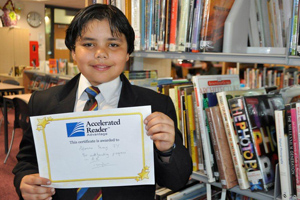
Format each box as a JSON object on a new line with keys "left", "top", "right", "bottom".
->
{"left": 206, "top": 106, "right": 238, "bottom": 189}
{"left": 228, "top": 96, "right": 264, "bottom": 191}
{"left": 199, "top": 0, "right": 235, "bottom": 52}
{"left": 275, "top": 110, "right": 293, "bottom": 200}
{"left": 243, "top": 94, "right": 285, "bottom": 191}
{"left": 48, "top": 59, "right": 57, "bottom": 74}
{"left": 216, "top": 89, "right": 266, "bottom": 190}
{"left": 192, "top": 74, "right": 240, "bottom": 182}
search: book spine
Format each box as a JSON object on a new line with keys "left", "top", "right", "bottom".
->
{"left": 158, "top": 0, "right": 167, "bottom": 51}
{"left": 229, "top": 97, "right": 264, "bottom": 191}
{"left": 192, "top": 78, "right": 215, "bottom": 182}
{"left": 164, "top": 0, "right": 172, "bottom": 51}
{"left": 290, "top": 0, "right": 299, "bottom": 55}
{"left": 125, "top": 0, "right": 131, "bottom": 24}
{"left": 176, "top": 0, "right": 190, "bottom": 51}
{"left": 191, "top": 0, "right": 203, "bottom": 52}
{"left": 216, "top": 92, "right": 250, "bottom": 189}
{"left": 131, "top": 0, "right": 141, "bottom": 51}
{"left": 185, "top": 0, "right": 195, "bottom": 52}
{"left": 192, "top": 92, "right": 205, "bottom": 173}
{"left": 292, "top": 105, "right": 300, "bottom": 199}
{"left": 285, "top": 104, "right": 297, "bottom": 198}
{"left": 275, "top": 110, "right": 292, "bottom": 200}
{"left": 141, "top": 0, "right": 146, "bottom": 50}
{"left": 206, "top": 106, "right": 238, "bottom": 189}
{"left": 187, "top": 94, "right": 199, "bottom": 172}
{"left": 169, "top": 0, "right": 179, "bottom": 51}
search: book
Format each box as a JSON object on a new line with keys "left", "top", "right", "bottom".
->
{"left": 176, "top": 0, "right": 191, "bottom": 51}
{"left": 216, "top": 89, "right": 266, "bottom": 190}
{"left": 229, "top": 94, "right": 285, "bottom": 191}
{"left": 186, "top": 93, "right": 199, "bottom": 172}
{"left": 243, "top": 94, "right": 285, "bottom": 191}
{"left": 291, "top": 103, "right": 300, "bottom": 200}
{"left": 169, "top": 0, "right": 179, "bottom": 51}
{"left": 192, "top": 92, "right": 205, "bottom": 174}
{"left": 185, "top": 0, "right": 196, "bottom": 52}
{"left": 192, "top": 74, "right": 240, "bottom": 182}
{"left": 48, "top": 59, "right": 57, "bottom": 74}
{"left": 205, "top": 106, "right": 238, "bottom": 189}
{"left": 199, "top": 0, "right": 235, "bottom": 52}
{"left": 229, "top": 96, "right": 264, "bottom": 191}
{"left": 157, "top": 0, "right": 167, "bottom": 51}
{"left": 191, "top": 0, "right": 204, "bottom": 52}
{"left": 289, "top": 0, "right": 299, "bottom": 55}
{"left": 131, "top": 0, "right": 141, "bottom": 51}
{"left": 285, "top": 104, "right": 297, "bottom": 199}
{"left": 275, "top": 110, "right": 293, "bottom": 200}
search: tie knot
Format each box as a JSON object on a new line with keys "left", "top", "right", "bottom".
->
{"left": 85, "top": 86, "right": 100, "bottom": 99}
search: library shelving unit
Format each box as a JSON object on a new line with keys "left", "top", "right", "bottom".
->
{"left": 130, "top": 0, "right": 300, "bottom": 199}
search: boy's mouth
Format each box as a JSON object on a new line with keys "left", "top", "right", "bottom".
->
{"left": 92, "top": 64, "right": 111, "bottom": 70}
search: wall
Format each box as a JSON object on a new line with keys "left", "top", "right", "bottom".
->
{"left": 0, "top": 0, "right": 46, "bottom": 62}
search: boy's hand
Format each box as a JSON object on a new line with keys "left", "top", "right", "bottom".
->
{"left": 20, "top": 173, "right": 55, "bottom": 200}
{"left": 144, "top": 112, "right": 175, "bottom": 152}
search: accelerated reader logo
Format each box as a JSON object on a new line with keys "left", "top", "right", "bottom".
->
{"left": 66, "top": 122, "right": 85, "bottom": 137}
{"left": 66, "top": 119, "right": 121, "bottom": 137}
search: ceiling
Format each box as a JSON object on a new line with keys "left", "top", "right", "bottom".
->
{"left": 19, "top": 0, "right": 85, "bottom": 9}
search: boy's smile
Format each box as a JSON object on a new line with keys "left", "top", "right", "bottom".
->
{"left": 72, "top": 19, "right": 129, "bottom": 86}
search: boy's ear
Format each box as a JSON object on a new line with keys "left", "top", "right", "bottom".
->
{"left": 71, "top": 50, "right": 77, "bottom": 62}
{"left": 126, "top": 53, "right": 129, "bottom": 62}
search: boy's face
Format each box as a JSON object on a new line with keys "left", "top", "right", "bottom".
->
{"left": 72, "top": 19, "right": 129, "bottom": 86}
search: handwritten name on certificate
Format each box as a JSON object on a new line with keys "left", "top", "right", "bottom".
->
{"left": 31, "top": 106, "right": 154, "bottom": 188}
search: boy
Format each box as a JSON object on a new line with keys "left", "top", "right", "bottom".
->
{"left": 13, "top": 4, "right": 192, "bottom": 200}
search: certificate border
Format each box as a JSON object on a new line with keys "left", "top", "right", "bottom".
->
{"left": 35, "top": 112, "right": 151, "bottom": 183}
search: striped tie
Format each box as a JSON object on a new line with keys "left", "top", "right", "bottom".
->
{"left": 78, "top": 86, "right": 102, "bottom": 200}
{"left": 83, "top": 86, "right": 100, "bottom": 111}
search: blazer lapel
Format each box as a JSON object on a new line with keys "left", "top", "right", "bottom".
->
{"left": 118, "top": 73, "right": 138, "bottom": 108}
{"left": 53, "top": 74, "right": 80, "bottom": 114}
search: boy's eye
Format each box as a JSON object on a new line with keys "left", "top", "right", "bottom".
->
{"left": 109, "top": 43, "right": 119, "bottom": 47}
{"left": 83, "top": 43, "right": 94, "bottom": 47}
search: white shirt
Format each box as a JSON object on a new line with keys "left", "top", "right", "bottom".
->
{"left": 74, "top": 74, "right": 122, "bottom": 112}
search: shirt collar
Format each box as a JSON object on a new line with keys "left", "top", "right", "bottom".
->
{"left": 78, "top": 74, "right": 121, "bottom": 102}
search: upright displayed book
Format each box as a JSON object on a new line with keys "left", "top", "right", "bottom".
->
{"left": 229, "top": 94, "right": 285, "bottom": 191}
{"left": 216, "top": 89, "right": 266, "bottom": 190}
{"left": 192, "top": 74, "right": 240, "bottom": 183}
{"left": 275, "top": 110, "right": 293, "bottom": 200}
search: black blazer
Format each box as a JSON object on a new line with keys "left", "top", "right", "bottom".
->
{"left": 13, "top": 73, "right": 192, "bottom": 200}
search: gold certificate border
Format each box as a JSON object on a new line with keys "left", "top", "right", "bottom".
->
{"left": 35, "top": 112, "right": 150, "bottom": 183}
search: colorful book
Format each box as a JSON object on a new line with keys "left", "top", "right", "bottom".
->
{"left": 169, "top": 0, "right": 179, "bottom": 51}
{"left": 285, "top": 104, "right": 298, "bottom": 199}
{"left": 176, "top": 0, "right": 191, "bottom": 51}
{"left": 216, "top": 89, "right": 266, "bottom": 190}
{"left": 131, "top": 0, "right": 141, "bottom": 51}
{"left": 206, "top": 106, "right": 238, "bottom": 189}
{"left": 192, "top": 74, "right": 240, "bottom": 182}
{"left": 291, "top": 103, "right": 300, "bottom": 200}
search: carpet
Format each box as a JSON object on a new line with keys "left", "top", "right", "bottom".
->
{"left": 0, "top": 109, "right": 22, "bottom": 200}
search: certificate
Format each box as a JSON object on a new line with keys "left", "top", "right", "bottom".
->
{"left": 31, "top": 106, "right": 154, "bottom": 188}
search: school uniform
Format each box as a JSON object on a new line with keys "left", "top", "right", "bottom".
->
{"left": 13, "top": 73, "right": 192, "bottom": 200}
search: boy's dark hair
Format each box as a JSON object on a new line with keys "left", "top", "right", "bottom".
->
{"left": 65, "top": 4, "right": 135, "bottom": 54}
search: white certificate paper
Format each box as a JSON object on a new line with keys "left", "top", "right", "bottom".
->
{"left": 31, "top": 106, "right": 154, "bottom": 188}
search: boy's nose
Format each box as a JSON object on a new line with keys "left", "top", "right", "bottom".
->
{"left": 95, "top": 48, "right": 108, "bottom": 59}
